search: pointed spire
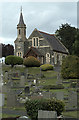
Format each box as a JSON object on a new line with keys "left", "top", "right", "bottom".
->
{"left": 21, "top": 6, "right": 22, "bottom": 13}
{"left": 17, "top": 7, "right": 26, "bottom": 27}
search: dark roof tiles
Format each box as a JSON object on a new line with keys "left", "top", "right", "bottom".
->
{"left": 39, "top": 30, "right": 68, "bottom": 54}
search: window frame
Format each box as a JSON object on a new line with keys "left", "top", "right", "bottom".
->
{"left": 32, "top": 37, "right": 39, "bottom": 47}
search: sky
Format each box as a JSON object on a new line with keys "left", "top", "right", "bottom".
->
{"left": 0, "top": 1, "right": 77, "bottom": 46}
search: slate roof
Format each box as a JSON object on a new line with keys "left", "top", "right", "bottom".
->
{"left": 38, "top": 30, "right": 68, "bottom": 54}
{"left": 24, "top": 47, "right": 44, "bottom": 58}
{"left": 17, "top": 12, "right": 26, "bottom": 27}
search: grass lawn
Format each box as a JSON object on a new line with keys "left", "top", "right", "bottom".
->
{"left": 63, "top": 111, "right": 78, "bottom": 118}
{"left": 2, "top": 114, "right": 18, "bottom": 118}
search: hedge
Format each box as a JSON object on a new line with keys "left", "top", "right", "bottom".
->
{"left": 40, "top": 64, "right": 53, "bottom": 71}
{"left": 25, "top": 98, "right": 65, "bottom": 120}
{"left": 23, "top": 56, "right": 41, "bottom": 67}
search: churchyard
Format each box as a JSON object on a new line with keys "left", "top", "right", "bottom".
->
{"left": 0, "top": 64, "right": 78, "bottom": 118}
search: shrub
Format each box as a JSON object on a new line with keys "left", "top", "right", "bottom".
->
{"left": 40, "top": 64, "right": 53, "bottom": 71}
{"left": 43, "top": 84, "right": 64, "bottom": 90}
{"left": 5, "top": 55, "right": 23, "bottom": 67}
{"left": 25, "top": 98, "right": 65, "bottom": 120}
{"left": 23, "top": 56, "right": 41, "bottom": 67}
{"left": 61, "top": 55, "right": 79, "bottom": 79}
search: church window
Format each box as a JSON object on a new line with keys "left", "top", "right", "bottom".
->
{"left": 20, "top": 52, "right": 21, "bottom": 57}
{"left": 36, "top": 38, "right": 38, "bottom": 46}
{"left": 46, "top": 53, "right": 50, "bottom": 64}
{"left": 33, "top": 38, "right": 35, "bottom": 46}
{"left": 18, "top": 52, "right": 19, "bottom": 56}
{"left": 32, "top": 37, "right": 39, "bottom": 47}
{"left": 19, "top": 29, "right": 20, "bottom": 35}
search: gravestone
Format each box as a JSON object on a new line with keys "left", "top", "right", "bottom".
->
{"left": 7, "top": 90, "right": 16, "bottom": 107}
{"left": 4, "top": 71, "right": 8, "bottom": 81}
{"left": 7, "top": 89, "right": 24, "bottom": 108}
{"left": 56, "top": 91, "right": 64, "bottom": 100}
{"left": 0, "top": 93, "right": 5, "bottom": 106}
{"left": 38, "top": 110, "right": 57, "bottom": 119}
{"left": 20, "top": 76, "right": 25, "bottom": 87}
{"left": 56, "top": 73, "right": 62, "bottom": 85}
{"left": 42, "top": 91, "right": 53, "bottom": 99}
{"left": 68, "top": 91, "right": 77, "bottom": 110}
{"left": 25, "top": 86, "right": 30, "bottom": 94}
{"left": 25, "top": 68, "right": 28, "bottom": 79}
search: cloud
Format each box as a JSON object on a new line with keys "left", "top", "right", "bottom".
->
{"left": 0, "top": 2, "right": 77, "bottom": 45}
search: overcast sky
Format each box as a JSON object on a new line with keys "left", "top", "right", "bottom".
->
{"left": 0, "top": 2, "right": 77, "bottom": 46}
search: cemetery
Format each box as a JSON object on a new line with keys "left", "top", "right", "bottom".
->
{"left": 0, "top": 63, "right": 78, "bottom": 119}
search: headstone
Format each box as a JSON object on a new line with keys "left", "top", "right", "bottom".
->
{"left": 38, "top": 110, "right": 57, "bottom": 119}
{"left": 42, "top": 91, "right": 53, "bottom": 99}
{"left": 4, "top": 72, "right": 8, "bottom": 81}
{"left": 25, "top": 68, "right": 28, "bottom": 79}
{"left": 7, "top": 90, "right": 16, "bottom": 107}
{"left": 20, "top": 76, "right": 25, "bottom": 87}
{"left": 68, "top": 91, "right": 77, "bottom": 110}
{"left": 25, "top": 86, "right": 30, "bottom": 94}
{"left": 0, "top": 93, "right": 5, "bottom": 106}
{"left": 56, "top": 73, "right": 62, "bottom": 85}
{"left": 56, "top": 92, "right": 64, "bottom": 100}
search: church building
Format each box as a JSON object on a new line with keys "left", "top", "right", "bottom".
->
{"left": 14, "top": 9, "right": 68, "bottom": 65}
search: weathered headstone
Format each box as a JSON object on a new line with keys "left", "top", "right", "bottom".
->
{"left": 38, "top": 110, "right": 57, "bottom": 119}
{"left": 0, "top": 93, "right": 5, "bottom": 106}
{"left": 42, "top": 91, "right": 53, "bottom": 99}
{"left": 68, "top": 90, "right": 77, "bottom": 110}
{"left": 56, "top": 91, "right": 64, "bottom": 100}
{"left": 25, "top": 86, "right": 30, "bottom": 94}
{"left": 20, "top": 76, "right": 25, "bottom": 87}
{"left": 56, "top": 73, "right": 62, "bottom": 85}
{"left": 4, "top": 72, "right": 8, "bottom": 81}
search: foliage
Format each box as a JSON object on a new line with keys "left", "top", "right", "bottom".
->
{"left": 70, "top": 82, "right": 77, "bottom": 88}
{"left": 43, "top": 84, "right": 64, "bottom": 90}
{"left": 2, "top": 44, "right": 14, "bottom": 57}
{"left": 40, "top": 64, "right": 53, "bottom": 71}
{"left": 61, "top": 55, "right": 79, "bottom": 79}
{"left": 23, "top": 56, "right": 41, "bottom": 67}
{"left": 55, "top": 23, "right": 77, "bottom": 54}
{"left": 72, "top": 31, "right": 79, "bottom": 57}
{"left": 5, "top": 55, "right": 23, "bottom": 67}
{"left": 25, "top": 98, "right": 65, "bottom": 120}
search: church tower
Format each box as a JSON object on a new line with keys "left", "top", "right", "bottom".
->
{"left": 14, "top": 7, "right": 28, "bottom": 58}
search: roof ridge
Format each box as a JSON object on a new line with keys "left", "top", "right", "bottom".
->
{"left": 38, "top": 30, "right": 54, "bottom": 36}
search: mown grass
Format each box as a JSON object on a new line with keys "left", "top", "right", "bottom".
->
{"left": 63, "top": 111, "right": 78, "bottom": 118}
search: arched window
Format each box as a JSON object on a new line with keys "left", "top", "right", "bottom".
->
{"left": 32, "top": 37, "right": 39, "bottom": 47}
{"left": 33, "top": 38, "right": 35, "bottom": 46}
{"left": 19, "top": 29, "right": 20, "bottom": 35}
{"left": 46, "top": 53, "right": 50, "bottom": 64}
{"left": 18, "top": 52, "right": 19, "bottom": 56}
{"left": 36, "top": 38, "right": 38, "bottom": 46}
{"left": 20, "top": 52, "right": 21, "bottom": 57}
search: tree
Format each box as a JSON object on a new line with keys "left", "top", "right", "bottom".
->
{"left": 2, "top": 44, "right": 14, "bottom": 57}
{"left": 61, "top": 55, "right": 79, "bottom": 79}
{"left": 5, "top": 55, "right": 23, "bottom": 67}
{"left": 72, "top": 31, "right": 79, "bottom": 57}
{"left": 55, "top": 23, "right": 77, "bottom": 54}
